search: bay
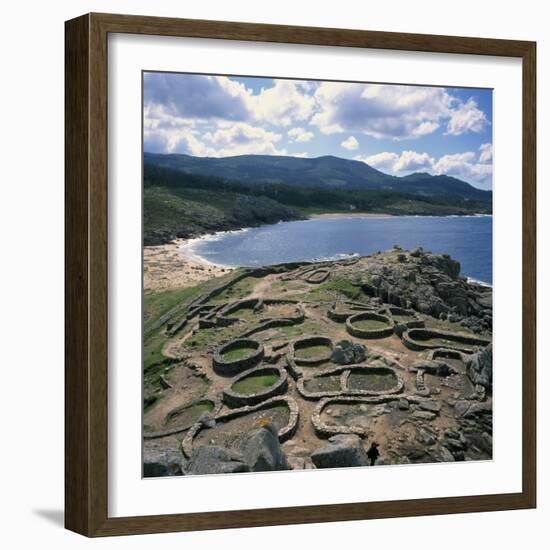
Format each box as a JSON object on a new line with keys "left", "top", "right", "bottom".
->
{"left": 188, "top": 215, "right": 493, "bottom": 284}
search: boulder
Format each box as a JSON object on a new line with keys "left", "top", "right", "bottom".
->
{"left": 287, "top": 456, "right": 306, "bottom": 470}
{"left": 233, "top": 424, "right": 289, "bottom": 472}
{"left": 185, "top": 445, "right": 249, "bottom": 475}
{"left": 463, "top": 401, "right": 492, "bottom": 418}
{"left": 197, "top": 411, "right": 216, "bottom": 429}
{"left": 419, "top": 400, "right": 441, "bottom": 414}
{"left": 143, "top": 445, "right": 184, "bottom": 477}
{"left": 466, "top": 344, "right": 493, "bottom": 389}
{"left": 286, "top": 456, "right": 315, "bottom": 470}
{"left": 430, "top": 446, "right": 455, "bottom": 462}
{"left": 454, "top": 400, "right": 471, "bottom": 417}
{"left": 412, "top": 410, "right": 437, "bottom": 421}
{"left": 398, "top": 398, "right": 410, "bottom": 411}
{"left": 331, "top": 340, "right": 367, "bottom": 365}
{"left": 416, "top": 427, "right": 437, "bottom": 446}
{"left": 311, "top": 434, "right": 369, "bottom": 469}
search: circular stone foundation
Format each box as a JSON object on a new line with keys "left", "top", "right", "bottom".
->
{"left": 346, "top": 312, "right": 394, "bottom": 339}
{"left": 213, "top": 338, "right": 264, "bottom": 376}
{"left": 222, "top": 366, "right": 288, "bottom": 407}
{"left": 289, "top": 335, "right": 334, "bottom": 366}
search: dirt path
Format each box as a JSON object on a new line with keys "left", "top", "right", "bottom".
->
{"left": 250, "top": 274, "right": 278, "bottom": 299}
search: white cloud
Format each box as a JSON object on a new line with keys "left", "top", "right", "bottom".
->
{"left": 311, "top": 82, "right": 488, "bottom": 140}
{"left": 358, "top": 150, "right": 434, "bottom": 173}
{"left": 287, "top": 127, "right": 314, "bottom": 143}
{"left": 143, "top": 127, "right": 209, "bottom": 156}
{"left": 144, "top": 118, "right": 290, "bottom": 157}
{"left": 144, "top": 74, "right": 316, "bottom": 131}
{"left": 356, "top": 151, "right": 399, "bottom": 172}
{"left": 394, "top": 150, "right": 434, "bottom": 172}
{"left": 144, "top": 74, "right": 493, "bottom": 168}
{"left": 479, "top": 143, "right": 493, "bottom": 162}
{"left": 432, "top": 152, "right": 492, "bottom": 184}
{"left": 144, "top": 73, "right": 252, "bottom": 122}
{"left": 412, "top": 121, "right": 440, "bottom": 136}
{"left": 249, "top": 80, "right": 316, "bottom": 127}
{"left": 356, "top": 148, "right": 492, "bottom": 187}
{"left": 446, "top": 99, "right": 488, "bottom": 136}
{"left": 341, "top": 136, "right": 359, "bottom": 150}
{"left": 143, "top": 104, "right": 210, "bottom": 155}
{"left": 202, "top": 122, "right": 286, "bottom": 157}
{"left": 312, "top": 83, "right": 453, "bottom": 139}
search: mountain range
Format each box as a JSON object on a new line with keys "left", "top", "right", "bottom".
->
{"left": 143, "top": 152, "right": 492, "bottom": 203}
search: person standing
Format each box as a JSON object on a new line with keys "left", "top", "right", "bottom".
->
{"left": 366, "top": 441, "right": 380, "bottom": 466}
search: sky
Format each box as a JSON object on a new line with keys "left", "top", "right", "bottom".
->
{"left": 143, "top": 72, "right": 493, "bottom": 190}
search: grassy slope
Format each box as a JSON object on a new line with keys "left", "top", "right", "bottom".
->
{"left": 144, "top": 185, "right": 304, "bottom": 245}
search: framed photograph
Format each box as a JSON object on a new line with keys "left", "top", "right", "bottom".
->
{"left": 65, "top": 13, "right": 536, "bottom": 537}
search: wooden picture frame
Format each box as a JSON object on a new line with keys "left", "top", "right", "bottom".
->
{"left": 65, "top": 12, "right": 536, "bottom": 537}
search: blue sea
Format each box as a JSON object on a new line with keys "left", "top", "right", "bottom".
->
{"left": 188, "top": 215, "right": 493, "bottom": 284}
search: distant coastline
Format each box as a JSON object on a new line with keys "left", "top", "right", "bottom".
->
{"left": 308, "top": 212, "right": 492, "bottom": 220}
{"left": 308, "top": 212, "right": 394, "bottom": 220}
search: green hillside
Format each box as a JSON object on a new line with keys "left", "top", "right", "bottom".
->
{"left": 143, "top": 164, "right": 492, "bottom": 245}
{"left": 144, "top": 171, "right": 305, "bottom": 245}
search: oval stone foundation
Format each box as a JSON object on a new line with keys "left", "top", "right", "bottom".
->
{"left": 182, "top": 397, "right": 300, "bottom": 458}
{"left": 347, "top": 367, "right": 399, "bottom": 393}
{"left": 164, "top": 399, "right": 216, "bottom": 429}
{"left": 402, "top": 328, "right": 490, "bottom": 353}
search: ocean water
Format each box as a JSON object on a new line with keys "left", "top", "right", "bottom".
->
{"left": 188, "top": 215, "right": 493, "bottom": 284}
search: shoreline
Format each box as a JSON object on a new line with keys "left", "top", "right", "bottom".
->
{"left": 144, "top": 238, "right": 234, "bottom": 292}
{"left": 308, "top": 212, "right": 394, "bottom": 220}
{"left": 308, "top": 212, "right": 491, "bottom": 220}
{"left": 144, "top": 214, "right": 492, "bottom": 291}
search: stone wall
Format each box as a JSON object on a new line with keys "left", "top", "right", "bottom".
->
{"left": 296, "top": 364, "right": 403, "bottom": 400}
{"left": 222, "top": 366, "right": 288, "bottom": 407}
{"left": 346, "top": 312, "right": 394, "bottom": 339}
{"left": 401, "top": 327, "right": 490, "bottom": 353}
{"left": 212, "top": 338, "right": 264, "bottom": 376}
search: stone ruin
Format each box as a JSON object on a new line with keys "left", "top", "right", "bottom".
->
{"left": 143, "top": 249, "right": 493, "bottom": 476}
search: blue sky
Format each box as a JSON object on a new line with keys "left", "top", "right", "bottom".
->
{"left": 143, "top": 72, "right": 493, "bottom": 190}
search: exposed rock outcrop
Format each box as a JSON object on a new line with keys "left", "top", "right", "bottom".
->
{"left": 359, "top": 249, "right": 491, "bottom": 328}
{"left": 185, "top": 424, "right": 290, "bottom": 475}
{"left": 143, "top": 445, "right": 185, "bottom": 477}
{"left": 233, "top": 424, "right": 290, "bottom": 472}
{"left": 466, "top": 343, "right": 493, "bottom": 389}
{"left": 311, "top": 434, "right": 369, "bottom": 469}
{"left": 185, "top": 445, "right": 250, "bottom": 475}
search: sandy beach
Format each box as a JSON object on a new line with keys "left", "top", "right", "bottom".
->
{"left": 144, "top": 238, "right": 234, "bottom": 292}
{"left": 308, "top": 212, "right": 394, "bottom": 219}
